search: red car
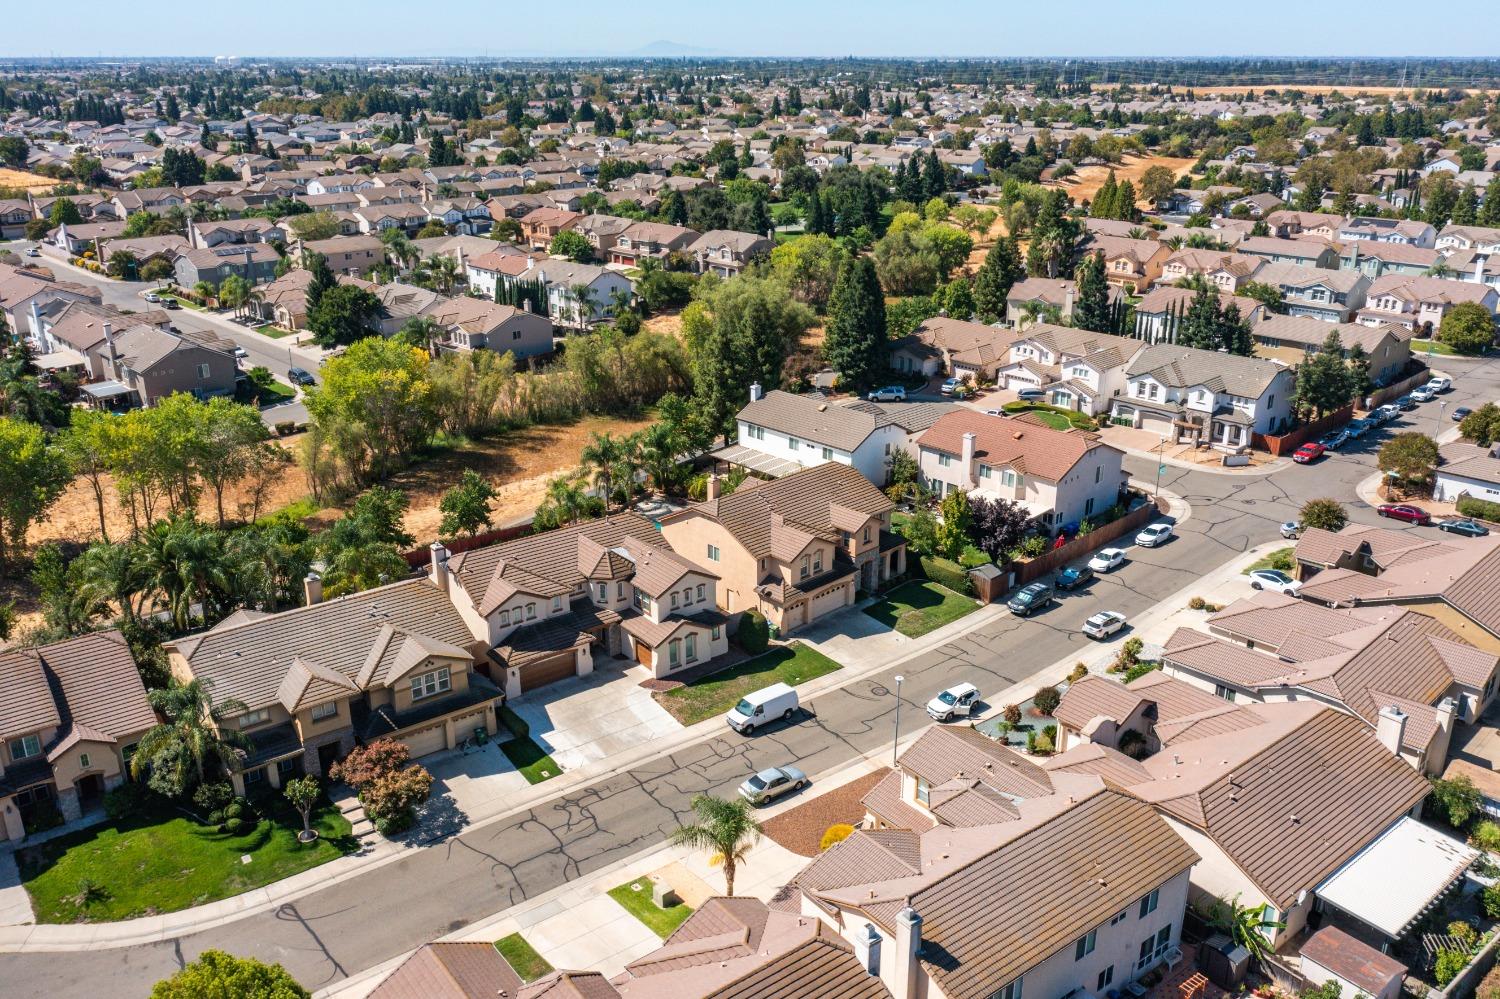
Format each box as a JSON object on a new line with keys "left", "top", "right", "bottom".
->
{"left": 1378, "top": 504, "right": 1431, "bottom": 525}
{"left": 1292, "top": 442, "right": 1325, "bottom": 463}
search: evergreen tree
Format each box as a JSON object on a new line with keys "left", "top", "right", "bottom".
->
{"left": 1072, "top": 252, "right": 1111, "bottom": 333}
{"left": 973, "top": 236, "right": 1021, "bottom": 324}
{"left": 1481, "top": 176, "right": 1500, "bottom": 228}
{"left": 661, "top": 189, "right": 688, "bottom": 226}
{"left": 1453, "top": 184, "right": 1480, "bottom": 227}
{"left": 923, "top": 150, "right": 945, "bottom": 200}
{"left": 824, "top": 257, "right": 887, "bottom": 390}
{"left": 1179, "top": 286, "right": 1221, "bottom": 350}
{"left": 304, "top": 252, "right": 336, "bottom": 315}
{"left": 1115, "top": 180, "right": 1139, "bottom": 222}
{"left": 1092, "top": 171, "right": 1118, "bottom": 219}
{"left": 1221, "top": 303, "right": 1253, "bottom": 356}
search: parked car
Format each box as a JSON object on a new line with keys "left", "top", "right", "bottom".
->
{"left": 1088, "top": 547, "right": 1127, "bottom": 573}
{"left": 1056, "top": 563, "right": 1094, "bottom": 591}
{"left": 1280, "top": 521, "right": 1301, "bottom": 539}
{"left": 161, "top": 297, "right": 181, "bottom": 310}
{"left": 143, "top": 291, "right": 161, "bottom": 303}
{"left": 1135, "top": 523, "right": 1173, "bottom": 547}
{"left": 1249, "top": 569, "right": 1302, "bottom": 596}
{"left": 1082, "top": 610, "right": 1128, "bottom": 639}
{"left": 940, "top": 377, "right": 961, "bottom": 395}
{"left": 1318, "top": 430, "right": 1350, "bottom": 451}
{"left": 232, "top": 346, "right": 248, "bottom": 360}
{"left": 1426, "top": 377, "right": 1452, "bottom": 394}
{"left": 24, "top": 246, "right": 41, "bottom": 258}
{"left": 1377, "top": 504, "right": 1431, "bottom": 525}
{"left": 1438, "top": 518, "right": 1490, "bottom": 538}
{"left": 926, "top": 682, "right": 981, "bottom": 722}
{"left": 737, "top": 765, "right": 807, "bottom": 806}
{"left": 1411, "top": 385, "right": 1437, "bottom": 403}
{"left": 1293, "top": 442, "right": 1325, "bottom": 464}
{"left": 1395, "top": 395, "right": 1418, "bottom": 410}
{"left": 868, "top": 386, "right": 907, "bottom": 402}
{"left": 1373, "top": 404, "right": 1401, "bottom": 423}
{"left": 287, "top": 366, "right": 316, "bottom": 386}
{"left": 725, "top": 683, "right": 799, "bottom": 735}
{"left": 1346, "top": 418, "right": 1372, "bottom": 439}
{"left": 1453, "top": 407, "right": 1473, "bottom": 423}
{"left": 1007, "top": 581, "right": 1054, "bottom": 616}
{"left": 1016, "top": 387, "right": 1046, "bottom": 402}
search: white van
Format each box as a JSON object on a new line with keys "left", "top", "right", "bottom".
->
{"left": 726, "top": 682, "right": 799, "bottom": 734}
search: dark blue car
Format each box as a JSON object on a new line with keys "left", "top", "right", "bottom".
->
{"left": 1056, "top": 564, "right": 1094, "bottom": 591}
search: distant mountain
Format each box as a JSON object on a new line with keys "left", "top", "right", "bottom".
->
{"left": 629, "top": 40, "right": 720, "bottom": 57}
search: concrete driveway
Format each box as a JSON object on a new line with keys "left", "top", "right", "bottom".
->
{"left": 509, "top": 662, "right": 682, "bottom": 771}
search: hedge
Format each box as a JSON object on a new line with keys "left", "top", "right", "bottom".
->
{"left": 1000, "top": 401, "right": 1097, "bottom": 431}
{"left": 737, "top": 609, "right": 770, "bottom": 654}
{"left": 1458, "top": 495, "right": 1500, "bottom": 523}
{"left": 918, "top": 555, "right": 974, "bottom": 596}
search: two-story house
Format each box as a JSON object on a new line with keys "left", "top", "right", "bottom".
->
{"left": 173, "top": 243, "right": 281, "bottom": 289}
{"left": 419, "top": 296, "right": 554, "bottom": 361}
{"left": 1340, "top": 240, "right": 1442, "bottom": 279}
{"left": 1132, "top": 286, "right": 1268, "bottom": 345}
{"left": 1245, "top": 262, "right": 1370, "bottom": 322}
{"left": 297, "top": 234, "right": 386, "bottom": 275}
{"left": 1235, "top": 236, "right": 1340, "bottom": 270}
{"left": 688, "top": 230, "right": 773, "bottom": 278}
{"left": 1080, "top": 235, "right": 1172, "bottom": 292}
{"left": 888, "top": 316, "right": 1021, "bottom": 383}
{"left": 1158, "top": 249, "right": 1260, "bottom": 293}
{"left": 607, "top": 221, "right": 701, "bottom": 267}
{"left": 994, "top": 323, "right": 1144, "bottom": 416}
{"left": 1251, "top": 315, "right": 1412, "bottom": 387}
{"left": 569, "top": 213, "right": 635, "bottom": 259}
{"left": 1108, "top": 343, "right": 1296, "bottom": 448}
{"left": 658, "top": 462, "right": 905, "bottom": 633}
{"left": 0, "top": 263, "right": 101, "bottom": 339}
{"left": 1356, "top": 274, "right": 1500, "bottom": 333}
{"left": 0, "top": 631, "right": 156, "bottom": 843}
{"left": 519, "top": 206, "right": 583, "bottom": 250}
{"left": 83, "top": 320, "right": 239, "bottom": 409}
{"left": 1338, "top": 217, "right": 1436, "bottom": 248}
{"left": 914, "top": 409, "right": 1127, "bottom": 531}
{"left": 715, "top": 386, "right": 953, "bottom": 487}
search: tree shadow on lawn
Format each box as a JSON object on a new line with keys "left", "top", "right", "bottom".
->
{"left": 864, "top": 582, "right": 949, "bottom": 629}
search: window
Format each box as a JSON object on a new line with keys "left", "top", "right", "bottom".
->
{"left": 685, "top": 633, "right": 697, "bottom": 661}
{"left": 1110, "top": 910, "right": 1128, "bottom": 926}
{"left": 748, "top": 425, "right": 765, "bottom": 441}
{"left": 1095, "top": 466, "right": 1101, "bottom": 483}
{"left": 552, "top": 596, "right": 562, "bottom": 613}
{"left": 668, "top": 640, "right": 680, "bottom": 666}
{"left": 1098, "top": 967, "right": 1115, "bottom": 992}
{"left": 1214, "top": 684, "right": 1237, "bottom": 702}
{"left": 707, "top": 544, "right": 721, "bottom": 562}
{"left": 696, "top": 583, "right": 705, "bottom": 601}
{"left": 513, "top": 329, "right": 521, "bottom": 340}
{"left": 813, "top": 550, "right": 823, "bottom": 574}
{"left": 988, "top": 978, "right": 1022, "bottom": 999}
{"left": 671, "top": 592, "right": 679, "bottom": 609}
{"left": 526, "top": 603, "right": 536, "bottom": 620}
{"left": 311, "top": 701, "right": 338, "bottom": 721}
{"left": 500, "top": 609, "right": 510, "bottom": 625}
{"left": 410, "top": 667, "right": 452, "bottom": 701}
{"left": 800, "top": 554, "right": 811, "bottom": 580}
{"left": 9, "top": 729, "right": 39, "bottom": 759}
{"left": 862, "top": 526, "right": 870, "bottom": 543}
{"left": 712, "top": 626, "right": 722, "bottom": 641}
{"left": 245, "top": 767, "right": 265, "bottom": 786}
{"left": 788, "top": 437, "right": 800, "bottom": 451}
{"left": 979, "top": 464, "right": 992, "bottom": 479}
{"left": 938, "top": 453, "right": 952, "bottom": 467}
{"left": 237, "top": 709, "right": 270, "bottom": 729}
{"left": 617, "top": 581, "right": 625, "bottom": 599}
{"left": 78, "top": 753, "right": 90, "bottom": 769}
{"left": 597, "top": 583, "right": 608, "bottom": 602}
{"left": 1001, "top": 469, "right": 1018, "bottom": 487}
{"left": 196, "top": 363, "right": 211, "bottom": 379}
{"left": 1075, "top": 930, "right": 1097, "bottom": 960}
{"left": 915, "top": 776, "right": 930, "bottom": 805}
{"left": 822, "top": 446, "right": 833, "bottom": 460}
{"left": 1139, "top": 889, "right": 1159, "bottom": 918}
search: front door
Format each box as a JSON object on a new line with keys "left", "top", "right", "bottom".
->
{"left": 75, "top": 774, "right": 105, "bottom": 813}
{"left": 317, "top": 742, "right": 341, "bottom": 777}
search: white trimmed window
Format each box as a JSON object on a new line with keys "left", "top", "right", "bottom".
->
{"left": 1139, "top": 888, "right": 1159, "bottom": 918}
{"left": 988, "top": 977, "right": 1022, "bottom": 999}
{"left": 707, "top": 544, "right": 720, "bottom": 562}
{"left": 237, "top": 709, "right": 271, "bottom": 729}
{"left": 1075, "top": 929, "right": 1097, "bottom": 960}
{"left": 685, "top": 633, "right": 698, "bottom": 662}
{"left": 411, "top": 667, "right": 452, "bottom": 701}
{"left": 311, "top": 701, "right": 338, "bottom": 721}
{"left": 9, "top": 734, "right": 41, "bottom": 760}
{"left": 788, "top": 437, "right": 800, "bottom": 451}
{"left": 821, "top": 446, "right": 833, "bottom": 460}
{"left": 696, "top": 583, "right": 705, "bottom": 601}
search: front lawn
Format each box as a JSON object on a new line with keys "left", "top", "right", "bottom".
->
{"left": 498, "top": 706, "right": 562, "bottom": 784}
{"left": 864, "top": 580, "right": 979, "bottom": 637}
{"left": 254, "top": 379, "right": 297, "bottom": 407}
{"left": 657, "top": 643, "right": 842, "bottom": 725}
{"left": 19, "top": 800, "right": 354, "bottom": 923}
{"left": 1243, "top": 547, "right": 1296, "bottom": 574}
{"left": 258, "top": 325, "right": 297, "bottom": 339}
{"left": 607, "top": 878, "right": 694, "bottom": 938}
{"left": 1409, "top": 338, "right": 1457, "bottom": 356}
{"left": 495, "top": 933, "right": 553, "bottom": 982}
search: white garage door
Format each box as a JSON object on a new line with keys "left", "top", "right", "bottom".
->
{"left": 809, "top": 583, "right": 850, "bottom": 621}
{"left": 1139, "top": 412, "right": 1174, "bottom": 435}
{"left": 403, "top": 724, "right": 447, "bottom": 758}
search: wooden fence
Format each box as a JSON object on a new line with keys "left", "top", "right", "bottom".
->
{"left": 400, "top": 517, "right": 534, "bottom": 569}
{"left": 1252, "top": 404, "right": 1355, "bottom": 457}
{"left": 1366, "top": 361, "right": 1436, "bottom": 410}
{"left": 1010, "top": 497, "right": 1167, "bottom": 588}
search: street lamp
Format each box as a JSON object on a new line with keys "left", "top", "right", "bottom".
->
{"left": 1155, "top": 436, "right": 1167, "bottom": 500}
{"left": 892, "top": 675, "right": 904, "bottom": 766}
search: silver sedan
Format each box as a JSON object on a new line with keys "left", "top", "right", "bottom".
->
{"left": 738, "top": 765, "right": 809, "bottom": 806}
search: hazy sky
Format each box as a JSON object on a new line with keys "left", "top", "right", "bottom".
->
{"left": 6, "top": 0, "right": 1500, "bottom": 58}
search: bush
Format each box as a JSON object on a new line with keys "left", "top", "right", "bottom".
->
{"left": 1112, "top": 636, "right": 1144, "bottom": 673}
{"left": 736, "top": 610, "right": 770, "bottom": 654}
{"left": 1435, "top": 948, "right": 1470, "bottom": 987}
{"left": 222, "top": 817, "right": 247, "bottom": 835}
{"left": 1449, "top": 921, "right": 1480, "bottom": 952}
{"left": 275, "top": 421, "right": 297, "bottom": 436}
{"left": 329, "top": 738, "right": 408, "bottom": 793}
{"left": 1459, "top": 495, "right": 1500, "bottom": 523}
{"left": 1118, "top": 729, "right": 1148, "bottom": 759}
{"left": 225, "top": 801, "right": 245, "bottom": 820}
{"left": 1067, "top": 662, "right": 1088, "bottom": 683}
{"left": 193, "top": 782, "right": 234, "bottom": 817}
{"left": 1473, "top": 820, "right": 1500, "bottom": 853}
{"left": 820, "top": 823, "right": 855, "bottom": 851}
{"left": 1034, "top": 730, "right": 1055, "bottom": 754}
{"left": 1033, "top": 685, "right": 1061, "bottom": 715}
{"left": 1188, "top": 596, "right": 1208, "bottom": 610}
{"left": 1484, "top": 881, "right": 1500, "bottom": 920}
{"left": 1018, "top": 535, "right": 1047, "bottom": 558}
{"left": 1124, "top": 660, "right": 1161, "bottom": 683}
{"left": 1003, "top": 704, "right": 1022, "bottom": 726}
{"left": 104, "top": 782, "right": 157, "bottom": 821}
{"left": 919, "top": 555, "right": 973, "bottom": 595}
{"left": 1300, "top": 497, "right": 1348, "bottom": 532}
{"left": 363, "top": 765, "right": 433, "bottom": 832}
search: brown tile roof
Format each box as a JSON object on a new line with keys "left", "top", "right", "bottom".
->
{"left": 861, "top": 769, "right": 937, "bottom": 830}
{"left": 521, "top": 970, "right": 623, "bottom": 999}
{"left": 682, "top": 463, "right": 891, "bottom": 560}
{"left": 0, "top": 631, "right": 155, "bottom": 744}
{"left": 370, "top": 941, "right": 523, "bottom": 999}
{"left": 0, "top": 645, "right": 63, "bottom": 737}
{"left": 1053, "top": 675, "right": 1149, "bottom": 733}
{"left": 916, "top": 409, "right": 1117, "bottom": 483}
{"left": 894, "top": 726, "right": 1052, "bottom": 796}
{"left": 1299, "top": 926, "right": 1407, "bottom": 995}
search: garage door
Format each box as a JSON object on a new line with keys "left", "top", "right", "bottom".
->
{"left": 809, "top": 583, "right": 849, "bottom": 621}
{"left": 634, "top": 640, "right": 652, "bottom": 666}
{"left": 520, "top": 652, "right": 577, "bottom": 692}
{"left": 1138, "top": 412, "right": 1174, "bottom": 435}
{"left": 404, "top": 724, "right": 447, "bottom": 758}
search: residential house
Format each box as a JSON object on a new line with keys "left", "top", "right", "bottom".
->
{"left": 51, "top": 220, "right": 128, "bottom": 256}
{"left": 30, "top": 299, "right": 169, "bottom": 379}
{"left": 355, "top": 203, "right": 432, "bottom": 236}
{"left": 518, "top": 206, "right": 582, "bottom": 250}
{"left": 1246, "top": 262, "right": 1371, "bottom": 322}
{"left": 1005, "top": 277, "right": 1122, "bottom": 328}
{"left": 994, "top": 324, "right": 1144, "bottom": 416}
{"left": 914, "top": 409, "right": 1127, "bottom": 530}
{"left": 1132, "top": 286, "right": 1267, "bottom": 345}
{"left": 658, "top": 462, "right": 905, "bottom": 632}
{"left": 689, "top": 230, "right": 773, "bottom": 278}
{"left": 607, "top": 221, "right": 701, "bottom": 267}
{"left": 887, "top": 316, "right": 1020, "bottom": 384}
{"left": 1251, "top": 315, "right": 1412, "bottom": 387}
{"left": 1340, "top": 240, "right": 1442, "bottom": 279}
{"left": 1338, "top": 217, "right": 1436, "bottom": 248}
{"left": 297, "top": 235, "right": 385, "bottom": 275}
{"left": 498, "top": 258, "right": 632, "bottom": 328}
{"left": 172, "top": 243, "right": 281, "bottom": 289}
{"left": 714, "top": 386, "right": 953, "bottom": 486}
{"left": 1435, "top": 224, "right": 1500, "bottom": 256}
{"left": 1108, "top": 343, "right": 1296, "bottom": 448}
{"left": 1433, "top": 441, "right": 1500, "bottom": 505}
{"left": 0, "top": 264, "right": 101, "bottom": 338}
{"left": 570, "top": 213, "right": 635, "bottom": 258}
{"left": 1356, "top": 274, "right": 1499, "bottom": 333}
{"left": 420, "top": 297, "right": 554, "bottom": 361}
{"left": 250, "top": 268, "right": 315, "bottom": 330}
{"left": 1235, "top": 236, "right": 1340, "bottom": 270}
{"left": 0, "top": 631, "right": 156, "bottom": 843}
{"left": 1265, "top": 210, "right": 1344, "bottom": 240}
{"left": 83, "top": 321, "right": 239, "bottom": 409}
{"left": 0, "top": 198, "right": 30, "bottom": 239}
{"left": 1157, "top": 250, "right": 1260, "bottom": 293}
{"left": 1080, "top": 235, "right": 1172, "bottom": 292}
{"left": 188, "top": 217, "right": 277, "bottom": 249}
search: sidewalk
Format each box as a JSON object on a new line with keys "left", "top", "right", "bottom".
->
{"left": 1353, "top": 422, "right": 1464, "bottom": 512}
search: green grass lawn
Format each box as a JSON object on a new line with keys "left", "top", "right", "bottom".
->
{"left": 659, "top": 643, "right": 842, "bottom": 725}
{"left": 495, "top": 933, "right": 553, "bottom": 981}
{"left": 1025, "top": 409, "right": 1072, "bottom": 430}
{"left": 498, "top": 705, "right": 562, "bottom": 784}
{"left": 608, "top": 878, "right": 694, "bottom": 938}
{"left": 1243, "top": 547, "right": 1296, "bottom": 575}
{"left": 19, "top": 801, "right": 354, "bottom": 923}
{"left": 258, "top": 325, "right": 297, "bottom": 339}
{"left": 1410, "top": 338, "right": 1457, "bottom": 356}
{"left": 864, "top": 580, "right": 979, "bottom": 637}
{"left": 255, "top": 379, "right": 297, "bottom": 407}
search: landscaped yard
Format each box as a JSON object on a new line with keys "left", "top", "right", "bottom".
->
{"left": 495, "top": 933, "right": 553, "bottom": 982}
{"left": 1243, "top": 547, "right": 1295, "bottom": 574}
{"left": 608, "top": 878, "right": 694, "bottom": 938}
{"left": 18, "top": 800, "right": 354, "bottom": 923}
{"left": 254, "top": 378, "right": 297, "bottom": 407}
{"left": 1410, "top": 338, "right": 1457, "bottom": 356}
{"left": 656, "top": 643, "right": 843, "bottom": 725}
{"left": 864, "top": 580, "right": 979, "bottom": 637}
{"left": 258, "top": 325, "right": 297, "bottom": 339}
{"left": 499, "top": 706, "right": 562, "bottom": 784}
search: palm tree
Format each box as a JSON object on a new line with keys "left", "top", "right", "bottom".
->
{"left": 1126, "top": 227, "right": 1148, "bottom": 240}
{"left": 1425, "top": 261, "right": 1455, "bottom": 278}
{"left": 580, "top": 431, "right": 627, "bottom": 510}
{"left": 1208, "top": 894, "right": 1285, "bottom": 965}
{"left": 568, "top": 282, "right": 597, "bottom": 328}
{"left": 76, "top": 540, "right": 148, "bottom": 626}
{"left": 636, "top": 423, "right": 685, "bottom": 495}
{"left": 428, "top": 253, "right": 460, "bottom": 294}
{"left": 671, "top": 794, "right": 763, "bottom": 896}
{"left": 193, "top": 280, "right": 218, "bottom": 307}
{"left": 537, "top": 474, "right": 592, "bottom": 527}
{"left": 139, "top": 516, "right": 232, "bottom": 630}
{"left": 1163, "top": 235, "right": 1185, "bottom": 251}
{"left": 131, "top": 679, "right": 250, "bottom": 795}
{"left": 1019, "top": 301, "right": 1065, "bottom": 329}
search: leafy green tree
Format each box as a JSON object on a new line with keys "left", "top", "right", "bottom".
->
{"left": 1460, "top": 403, "right": 1500, "bottom": 446}
{"left": 937, "top": 490, "right": 974, "bottom": 561}
{"left": 1071, "top": 252, "right": 1111, "bottom": 333}
{"left": 132, "top": 680, "right": 249, "bottom": 797}
{"left": 438, "top": 469, "right": 497, "bottom": 538}
{"left": 549, "top": 229, "right": 594, "bottom": 263}
{"left": 49, "top": 197, "right": 83, "bottom": 227}
{"left": 149, "top": 949, "right": 309, "bottom": 999}
{"left": 768, "top": 235, "right": 847, "bottom": 311}
{"left": 289, "top": 210, "right": 342, "bottom": 243}
{"left": 308, "top": 284, "right": 382, "bottom": 348}
{"left": 824, "top": 256, "right": 887, "bottom": 390}
{"left": 303, "top": 339, "right": 437, "bottom": 487}
{"left": 1208, "top": 895, "right": 1285, "bottom": 965}
{"left": 0, "top": 416, "right": 69, "bottom": 565}
{"left": 671, "top": 794, "right": 764, "bottom": 896}
{"left": 1221, "top": 302, "right": 1254, "bottom": 357}
{"left": 1429, "top": 775, "right": 1485, "bottom": 831}
{"left": 689, "top": 277, "right": 814, "bottom": 441}
{"left": 1300, "top": 498, "right": 1347, "bottom": 532}
{"left": 1378, "top": 432, "right": 1440, "bottom": 490}
{"left": 1293, "top": 331, "right": 1355, "bottom": 419}
{"left": 32, "top": 542, "right": 106, "bottom": 636}
{"left": 302, "top": 251, "right": 337, "bottom": 315}
{"left": 284, "top": 777, "right": 323, "bottom": 843}
{"left": 0, "top": 136, "right": 28, "bottom": 169}
{"left": 973, "top": 236, "right": 1022, "bottom": 323}
{"left": 1440, "top": 301, "right": 1495, "bottom": 355}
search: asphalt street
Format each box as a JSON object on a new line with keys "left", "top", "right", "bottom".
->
{"left": 4, "top": 351, "right": 1495, "bottom": 998}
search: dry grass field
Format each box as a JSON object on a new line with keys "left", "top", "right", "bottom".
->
{"left": 0, "top": 167, "right": 57, "bottom": 192}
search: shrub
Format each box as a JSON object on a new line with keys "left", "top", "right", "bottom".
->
{"left": 918, "top": 555, "right": 973, "bottom": 595}
{"left": 1025, "top": 729, "right": 1037, "bottom": 754}
{"left": 1435, "top": 948, "right": 1470, "bottom": 987}
{"left": 1458, "top": 495, "right": 1500, "bottom": 523}
{"left": 737, "top": 610, "right": 770, "bottom": 654}
{"left": 193, "top": 782, "right": 234, "bottom": 817}
{"left": 363, "top": 765, "right": 433, "bottom": 831}
{"left": 1448, "top": 921, "right": 1479, "bottom": 952}
{"left": 1033, "top": 685, "right": 1061, "bottom": 715}
{"left": 1484, "top": 881, "right": 1500, "bottom": 920}
{"left": 104, "top": 782, "right": 157, "bottom": 821}
{"left": 1431, "top": 775, "right": 1486, "bottom": 831}
{"left": 499, "top": 705, "right": 530, "bottom": 740}
{"left": 1124, "top": 660, "right": 1161, "bottom": 683}
{"left": 275, "top": 421, "right": 297, "bottom": 436}
{"left": 1188, "top": 596, "right": 1208, "bottom": 610}
{"left": 329, "top": 738, "right": 409, "bottom": 793}
{"left": 1473, "top": 820, "right": 1500, "bottom": 853}
{"left": 1003, "top": 703, "right": 1022, "bottom": 725}
{"left": 1034, "top": 730, "right": 1055, "bottom": 754}
{"left": 1067, "top": 662, "right": 1088, "bottom": 683}
{"left": 73, "top": 878, "right": 110, "bottom": 909}
{"left": 1019, "top": 535, "right": 1048, "bottom": 558}
{"left": 222, "top": 817, "right": 247, "bottom": 835}
{"left": 1300, "top": 497, "right": 1347, "bottom": 532}
{"left": 820, "top": 823, "right": 855, "bottom": 851}
{"left": 1112, "top": 636, "right": 1144, "bottom": 673}
{"left": 225, "top": 801, "right": 245, "bottom": 820}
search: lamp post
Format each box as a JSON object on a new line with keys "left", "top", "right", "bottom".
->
{"left": 892, "top": 675, "right": 904, "bottom": 766}
{"left": 1155, "top": 436, "right": 1167, "bottom": 500}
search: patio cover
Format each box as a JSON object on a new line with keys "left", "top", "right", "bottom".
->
{"left": 80, "top": 379, "right": 135, "bottom": 399}
{"left": 710, "top": 442, "right": 803, "bottom": 479}
{"left": 33, "top": 348, "right": 85, "bottom": 370}
{"left": 1316, "top": 816, "right": 1477, "bottom": 938}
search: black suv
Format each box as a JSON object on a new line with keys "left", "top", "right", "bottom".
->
{"left": 1007, "top": 581, "right": 1054, "bottom": 616}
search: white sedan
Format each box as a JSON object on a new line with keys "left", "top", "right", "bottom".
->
{"left": 1082, "top": 610, "right": 1128, "bottom": 639}
{"left": 1135, "top": 523, "right": 1173, "bottom": 548}
{"left": 1248, "top": 569, "right": 1302, "bottom": 596}
{"left": 1088, "top": 547, "right": 1126, "bottom": 573}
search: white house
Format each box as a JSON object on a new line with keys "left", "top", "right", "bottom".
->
{"left": 993, "top": 323, "right": 1145, "bottom": 416}
{"left": 1108, "top": 343, "right": 1296, "bottom": 448}
{"left": 1433, "top": 442, "right": 1500, "bottom": 505}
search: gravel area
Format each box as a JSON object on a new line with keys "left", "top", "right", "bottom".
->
{"left": 762, "top": 768, "right": 891, "bottom": 857}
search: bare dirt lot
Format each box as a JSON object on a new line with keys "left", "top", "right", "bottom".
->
{"left": 0, "top": 167, "right": 57, "bottom": 193}
{"left": 1045, "top": 152, "right": 1196, "bottom": 210}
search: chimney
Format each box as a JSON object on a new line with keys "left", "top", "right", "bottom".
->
{"left": 749, "top": 382, "right": 763, "bottom": 403}
{"left": 303, "top": 572, "right": 323, "bottom": 605}
{"left": 1436, "top": 696, "right": 1459, "bottom": 733}
{"left": 28, "top": 300, "right": 43, "bottom": 339}
{"left": 705, "top": 473, "right": 721, "bottom": 501}
{"left": 1476, "top": 254, "right": 1486, "bottom": 285}
{"left": 1376, "top": 704, "right": 1407, "bottom": 756}
{"left": 892, "top": 906, "right": 922, "bottom": 999}
{"left": 102, "top": 320, "right": 119, "bottom": 368}
{"left": 852, "top": 922, "right": 882, "bottom": 978}
{"left": 961, "top": 431, "right": 977, "bottom": 487}
{"left": 429, "top": 541, "right": 450, "bottom": 594}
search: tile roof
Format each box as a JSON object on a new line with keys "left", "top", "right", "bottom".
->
{"left": 0, "top": 631, "right": 155, "bottom": 744}
{"left": 916, "top": 409, "right": 1118, "bottom": 482}
{"left": 680, "top": 463, "right": 891, "bottom": 560}
{"left": 894, "top": 726, "right": 1052, "bottom": 795}
{"left": 1126, "top": 342, "right": 1288, "bottom": 398}
{"left": 1298, "top": 926, "right": 1407, "bottom": 995}
{"left": 370, "top": 941, "right": 523, "bottom": 999}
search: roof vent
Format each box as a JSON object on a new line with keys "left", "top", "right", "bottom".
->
{"left": 818, "top": 403, "right": 828, "bottom": 412}
{"left": 1013, "top": 431, "right": 1024, "bottom": 440}
{"left": 1289, "top": 814, "right": 1300, "bottom": 824}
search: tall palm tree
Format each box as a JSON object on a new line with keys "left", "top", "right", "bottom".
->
{"left": 538, "top": 474, "right": 591, "bottom": 527}
{"left": 671, "top": 794, "right": 763, "bottom": 896}
{"left": 139, "top": 517, "right": 232, "bottom": 630}
{"left": 131, "top": 680, "right": 250, "bottom": 794}
{"left": 636, "top": 423, "right": 685, "bottom": 496}
{"left": 1425, "top": 261, "right": 1455, "bottom": 279}
{"left": 428, "top": 254, "right": 460, "bottom": 294}
{"left": 569, "top": 282, "right": 596, "bottom": 328}
{"left": 76, "top": 540, "right": 149, "bottom": 626}
{"left": 1163, "top": 235, "right": 1185, "bottom": 251}
{"left": 580, "top": 431, "right": 627, "bottom": 510}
